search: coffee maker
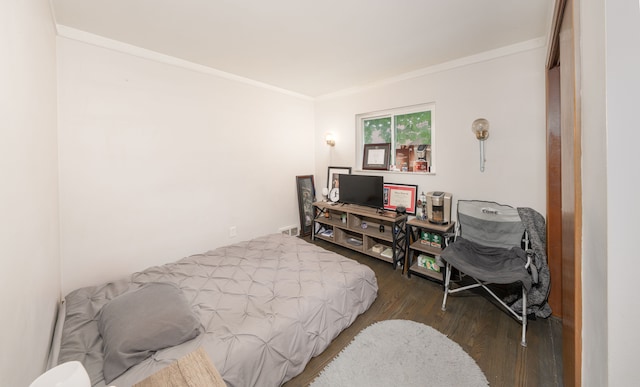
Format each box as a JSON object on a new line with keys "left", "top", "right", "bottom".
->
{"left": 426, "top": 191, "right": 452, "bottom": 225}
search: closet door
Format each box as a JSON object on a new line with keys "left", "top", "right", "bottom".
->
{"left": 546, "top": 0, "right": 582, "bottom": 386}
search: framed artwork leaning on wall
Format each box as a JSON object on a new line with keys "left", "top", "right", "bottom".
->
{"left": 383, "top": 183, "right": 418, "bottom": 214}
{"left": 296, "top": 175, "right": 316, "bottom": 236}
{"left": 327, "top": 166, "right": 351, "bottom": 190}
{"left": 327, "top": 166, "right": 351, "bottom": 202}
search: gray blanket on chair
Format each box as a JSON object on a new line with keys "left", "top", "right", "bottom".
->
{"left": 511, "top": 207, "right": 552, "bottom": 318}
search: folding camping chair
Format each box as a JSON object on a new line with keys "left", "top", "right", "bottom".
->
{"left": 440, "top": 200, "right": 536, "bottom": 347}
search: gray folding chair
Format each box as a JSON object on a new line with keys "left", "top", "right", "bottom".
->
{"left": 440, "top": 200, "right": 536, "bottom": 347}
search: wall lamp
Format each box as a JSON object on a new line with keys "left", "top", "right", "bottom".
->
{"left": 471, "top": 118, "right": 490, "bottom": 172}
{"left": 325, "top": 133, "right": 336, "bottom": 147}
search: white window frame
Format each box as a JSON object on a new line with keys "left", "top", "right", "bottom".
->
{"left": 355, "top": 102, "right": 436, "bottom": 174}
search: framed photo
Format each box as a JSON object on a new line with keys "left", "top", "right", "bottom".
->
{"left": 327, "top": 166, "right": 352, "bottom": 190}
{"left": 383, "top": 183, "right": 418, "bottom": 214}
{"left": 296, "top": 175, "right": 316, "bottom": 236}
{"left": 363, "top": 143, "right": 391, "bottom": 170}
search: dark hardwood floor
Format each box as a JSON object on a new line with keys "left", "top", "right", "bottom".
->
{"left": 284, "top": 237, "right": 563, "bottom": 387}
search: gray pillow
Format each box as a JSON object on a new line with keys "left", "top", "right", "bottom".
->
{"left": 98, "top": 282, "right": 201, "bottom": 383}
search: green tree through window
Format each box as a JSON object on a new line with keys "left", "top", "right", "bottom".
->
{"left": 357, "top": 103, "right": 435, "bottom": 173}
{"left": 363, "top": 117, "right": 392, "bottom": 144}
{"left": 395, "top": 111, "right": 431, "bottom": 146}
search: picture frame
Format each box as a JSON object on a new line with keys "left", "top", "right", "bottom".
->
{"left": 383, "top": 183, "right": 418, "bottom": 214}
{"left": 363, "top": 143, "right": 391, "bottom": 170}
{"left": 296, "top": 175, "right": 316, "bottom": 236}
{"left": 327, "top": 166, "right": 352, "bottom": 190}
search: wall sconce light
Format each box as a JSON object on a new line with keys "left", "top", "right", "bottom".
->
{"left": 325, "top": 133, "right": 336, "bottom": 147}
{"left": 471, "top": 118, "right": 490, "bottom": 172}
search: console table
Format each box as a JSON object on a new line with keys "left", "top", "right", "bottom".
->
{"left": 312, "top": 202, "right": 407, "bottom": 269}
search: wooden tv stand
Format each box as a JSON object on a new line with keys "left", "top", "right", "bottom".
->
{"left": 311, "top": 202, "right": 407, "bottom": 269}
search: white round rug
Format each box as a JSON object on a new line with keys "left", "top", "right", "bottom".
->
{"left": 310, "top": 319, "right": 489, "bottom": 387}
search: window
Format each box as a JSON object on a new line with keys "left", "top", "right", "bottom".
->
{"left": 357, "top": 103, "right": 435, "bottom": 173}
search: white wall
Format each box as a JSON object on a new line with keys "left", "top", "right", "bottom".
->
{"left": 580, "top": 0, "right": 608, "bottom": 385}
{"left": 58, "top": 37, "right": 315, "bottom": 295}
{"left": 314, "top": 44, "right": 547, "bottom": 215}
{"left": 0, "top": 1, "right": 60, "bottom": 385}
{"left": 603, "top": 0, "right": 640, "bottom": 385}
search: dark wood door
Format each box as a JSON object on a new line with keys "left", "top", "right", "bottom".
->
{"left": 546, "top": 0, "right": 582, "bottom": 386}
{"left": 546, "top": 67, "right": 562, "bottom": 317}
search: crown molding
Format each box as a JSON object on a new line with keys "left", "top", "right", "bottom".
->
{"left": 316, "top": 37, "right": 546, "bottom": 101}
{"left": 56, "top": 25, "right": 313, "bottom": 101}
{"left": 57, "top": 25, "right": 544, "bottom": 102}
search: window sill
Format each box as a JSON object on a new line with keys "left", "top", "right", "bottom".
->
{"left": 355, "top": 169, "right": 436, "bottom": 176}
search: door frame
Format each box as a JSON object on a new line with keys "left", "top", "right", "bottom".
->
{"left": 545, "top": 0, "right": 583, "bottom": 386}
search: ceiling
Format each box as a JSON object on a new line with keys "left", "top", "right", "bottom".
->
{"left": 51, "top": 0, "right": 553, "bottom": 98}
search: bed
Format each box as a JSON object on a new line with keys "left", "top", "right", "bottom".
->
{"left": 55, "top": 234, "right": 378, "bottom": 387}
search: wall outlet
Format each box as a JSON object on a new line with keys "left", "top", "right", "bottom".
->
{"left": 229, "top": 226, "right": 237, "bottom": 237}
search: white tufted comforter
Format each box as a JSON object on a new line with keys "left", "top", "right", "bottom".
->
{"left": 56, "top": 234, "right": 378, "bottom": 387}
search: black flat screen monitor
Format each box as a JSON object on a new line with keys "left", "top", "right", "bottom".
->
{"left": 339, "top": 174, "right": 384, "bottom": 209}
